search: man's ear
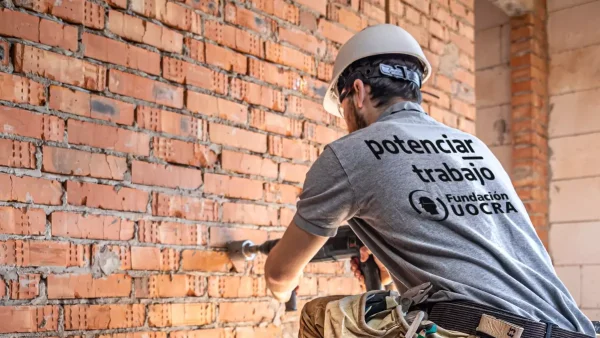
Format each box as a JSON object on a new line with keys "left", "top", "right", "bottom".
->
{"left": 352, "top": 79, "right": 365, "bottom": 109}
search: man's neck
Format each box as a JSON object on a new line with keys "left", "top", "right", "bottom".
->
{"left": 366, "top": 98, "right": 415, "bottom": 125}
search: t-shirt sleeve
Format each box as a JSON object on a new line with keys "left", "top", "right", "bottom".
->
{"left": 293, "top": 146, "right": 358, "bottom": 237}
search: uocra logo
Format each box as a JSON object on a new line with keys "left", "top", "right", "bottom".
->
{"left": 408, "top": 190, "right": 449, "bottom": 221}
{"left": 409, "top": 189, "right": 519, "bottom": 221}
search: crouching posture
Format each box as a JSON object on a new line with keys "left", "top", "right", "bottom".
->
{"left": 264, "top": 24, "right": 597, "bottom": 338}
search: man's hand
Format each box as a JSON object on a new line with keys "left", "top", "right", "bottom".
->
{"left": 350, "top": 246, "right": 393, "bottom": 288}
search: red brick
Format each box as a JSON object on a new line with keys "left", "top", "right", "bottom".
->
{"left": 279, "top": 27, "right": 326, "bottom": 57}
{"left": 389, "top": 0, "right": 403, "bottom": 15}
{"left": 131, "top": 246, "right": 179, "bottom": 271}
{"left": 0, "top": 306, "right": 59, "bottom": 333}
{"left": 230, "top": 78, "right": 285, "bottom": 112}
{"left": 298, "top": 276, "right": 318, "bottom": 296}
{"left": 10, "top": 274, "right": 40, "bottom": 299}
{"left": 330, "top": 6, "right": 367, "bottom": 32}
{"left": 52, "top": 86, "right": 136, "bottom": 125}
{"left": 219, "top": 301, "right": 275, "bottom": 323}
{"left": 47, "top": 273, "right": 131, "bottom": 299}
{"left": 236, "top": 326, "right": 282, "bottom": 338}
{"left": 450, "top": 0, "right": 474, "bottom": 25}
{"left": 51, "top": 212, "right": 134, "bottom": 240}
{"left": 451, "top": 98, "right": 475, "bottom": 120}
{"left": 163, "top": 57, "right": 227, "bottom": 94}
{"left": 226, "top": 3, "right": 274, "bottom": 36}
{"left": 0, "top": 107, "right": 62, "bottom": 141}
{"left": 304, "top": 122, "right": 344, "bottom": 145}
{"left": 83, "top": 33, "right": 161, "bottom": 75}
{"left": 265, "top": 183, "right": 301, "bottom": 204}
{"left": 221, "top": 149, "right": 277, "bottom": 178}
{"left": 209, "top": 123, "right": 267, "bottom": 153}
{"left": 14, "top": 44, "right": 105, "bottom": 91}
{"left": 152, "top": 192, "right": 218, "bottom": 221}
{"left": 280, "top": 207, "right": 295, "bottom": 226}
{"left": 287, "top": 95, "right": 330, "bottom": 124}
{"left": 106, "top": 0, "right": 127, "bottom": 8}
{"left": 318, "top": 62, "right": 334, "bottom": 81}
{"left": 432, "top": 4, "right": 456, "bottom": 29}
{"left": 0, "top": 9, "right": 40, "bottom": 42}
{"left": 186, "top": 38, "right": 205, "bottom": 63}
{"left": 181, "top": 250, "right": 232, "bottom": 272}
{"left": 205, "top": 21, "right": 265, "bottom": 57}
{"left": 205, "top": 43, "right": 247, "bottom": 74}
{"left": 139, "top": 220, "right": 206, "bottom": 245}
{"left": 137, "top": 106, "right": 207, "bottom": 140}
{"left": 67, "top": 181, "right": 149, "bottom": 212}
{"left": 209, "top": 227, "right": 268, "bottom": 247}
{"left": 0, "top": 174, "right": 62, "bottom": 205}
{"left": 148, "top": 303, "right": 214, "bottom": 327}
{"left": 132, "top": 161, "right": 202, "bottom": 189}
{"left": 108, "top": 11, "right": 183, "bottom": 53}
{"left": 15, "top": 0, "right": 104, "bottom": 29}
{"left": 39, "top": 19, "right": 78, "bottom": 51}
{"left": 131, "top": 0, "right": 201, "bottom": 33}
{"left": 250, "top": 109, "right": 302, "bottom": 138}
{"left": 0, "top": 73, "right": 45, "bottom": 106}
{"left": 109, "top": 70, "right": 183, "bottom": 108}
{"left": 0, "top": 240, "right": 89, "bottom": 267}
{"left": 135, "top": 275, "right": 204, "bottom": 298}
{"left": 0, "top": 207, "right": 45, "bottom": 236}
{"left": 42, "top": 146, "right": 126, "bottom": 180}
{"left": 222, "top": 203, "right": 279, "bottom": 226}
{"left": 208, "top": 276, "right": 266, "bottom": 298}
{"left": 279, "top": 162, "right": 309, "bottom": 183}
{"left": 300, "top": 9, "right": 318, "bottom": 31}
{"left": 450, "top": 31, "right": 474, "bottom": 57}
{"left": 361, "top": 1, "right": 385, "bottom": 22}
{"left": 204, "top": 174, "right": 263, "bottom": 200}
{"left": 266, "top": 42, "right": 316, "bottom": 75}
{"left": 248, "top": 58, "right": 298, "bottom": 89}
{"left": 268, "top": 136, "right": 318, "bottom": 161}
{"left": 153, "top": 137, "right": 217, "bottom": 168}
{"left": 318, "top": 276, "right": 363, "bottom": 294}
{"left": 68, "top": 120, "right": 150, "bottom": 156}
{"left": 99, "top": 333, "right": 167, "bottom": 338}
{"left": 64, "top": 304, "right": 144, "bottom": 330}
{"left": 454, "top": 68, "right": 475, "bottom": 88}
{"left": 0, "top": 139, "right": 35, "bottom": 169}
{"left": 296, "top": 0, "right": 326, "bottom": 15}
{"left": 251, "top": 0, "right": 299, "bottom": 24}
{"left": 187, "top": 91, "right": 248, "bottom": 124}
{"left": 404, "top": 0, "right": 430, "bottom": 14}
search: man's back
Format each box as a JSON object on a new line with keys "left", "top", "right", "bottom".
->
{"left": 295, "top": 101, "right": 595, "bottom": 336}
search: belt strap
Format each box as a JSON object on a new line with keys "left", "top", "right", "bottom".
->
{"left": 427, "top": 302, "right": 593, "bottom": 338}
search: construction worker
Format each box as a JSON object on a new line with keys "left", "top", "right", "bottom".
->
{"left": 264, "top": 24, "right": 597, "bottom": 338}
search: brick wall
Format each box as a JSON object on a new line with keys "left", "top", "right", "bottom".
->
{"left": 0, "top": 0, "right": 475, "bottom": 336}
{"left": 475, "top": 0, "right": 511, "bottom": 171}
{"left": 547, "top": 0, "right": 600, "bottom": 321}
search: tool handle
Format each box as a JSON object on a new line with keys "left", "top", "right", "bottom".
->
{"left": 285, "top": 289, "right": 297, "bottom": 312}
{"left": 360, "top": 255, "right": 382, "bottom": 291}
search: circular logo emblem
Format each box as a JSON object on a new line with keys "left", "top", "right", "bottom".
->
{"left": 408, "top": 190, "right": 449, "bottom": 221}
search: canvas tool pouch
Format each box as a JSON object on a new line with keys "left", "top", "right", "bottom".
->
{"left": 322, "top": 289, "right": 479, "bottom": 338}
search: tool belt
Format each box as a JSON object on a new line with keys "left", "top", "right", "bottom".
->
{"left": 418, "top": 300, "right": 595, "bottom": 338}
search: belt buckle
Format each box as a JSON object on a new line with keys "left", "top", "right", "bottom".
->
{"left": 399, "top": 282, "right": 433, "bottom": 314}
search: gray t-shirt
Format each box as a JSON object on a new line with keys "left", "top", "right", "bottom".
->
{"left": 294, "top": 101, "right": 595, "bottom": 336}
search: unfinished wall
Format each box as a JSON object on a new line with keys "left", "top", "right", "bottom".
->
{"left": 547, "top": 0, "right": 600, "bottom": 321}
{"left": 475, "top": 0, "right": 511, "bottom": 171}
{"left": 0, "top": 0, "right": 476, "bottom": 336}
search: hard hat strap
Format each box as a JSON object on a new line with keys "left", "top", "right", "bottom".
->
{"left": 336, "top": 63, "right": 423, "bottom": 98}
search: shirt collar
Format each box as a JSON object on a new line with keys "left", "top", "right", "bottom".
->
{"left": 376, "top": 101, "right": 426, "bottom": 122}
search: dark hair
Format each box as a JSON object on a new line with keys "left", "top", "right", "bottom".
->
{"left": 336, "top": 54, "right": 425, "bottom": 107}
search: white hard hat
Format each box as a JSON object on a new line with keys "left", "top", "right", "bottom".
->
{"left": 323, "top": 24, "right": 432, "bottom": 117}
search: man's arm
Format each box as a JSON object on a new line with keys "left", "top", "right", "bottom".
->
{"left": 264, "top": 220, "right": 329, "bottom": 301}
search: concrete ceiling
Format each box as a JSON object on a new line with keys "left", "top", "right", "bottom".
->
{"left": 488, "top": 0, "right": 535, "bottom": 16}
